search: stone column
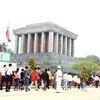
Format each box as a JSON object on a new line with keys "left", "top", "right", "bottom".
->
{"left": 15, "top": 35, "right": 19, "bottom": 54}
{"left": 71, "top": 39, "right": 74, "bottom": 57}
{"left": 54, "top": 33, "right": 58, "bottom": 53}
{"left": 60, "top": 35, "right": 63, "bottom": 54}
{"left": 21, "top": 34, "right": 25, "bottom": 53}
{"left": 19, "top": 36, "right": 22, "bottom": 54}
{"left": 27, "top": 34, "right": 32, "bottom": 53}
{"left": 41, "top": 32, "right": 45, "bottom": 52}
{"left": 34, "top": 33, "right": 38, "bottom": 53}
{"left": 48, "top": 31, "right": 54, "bottom": 52}
{"left": 67, "top": 37, "right": 71, "bottom": 56}
{"left": 63, "top": 36, "right": 67, "bottom": 55}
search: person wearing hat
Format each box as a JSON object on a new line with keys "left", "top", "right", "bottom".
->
{"left": 47, "top": 68, "right": 52, "bottom": 89}
{"left": 41, "top": 69, "right": 45, "bottom": 88}
{"left": 41, "top": 69, "right": 49, "bottom": 91}
{"left": 56, "top": 65, "right": 62, "bottom": 93}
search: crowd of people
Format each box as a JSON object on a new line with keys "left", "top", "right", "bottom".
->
{"left": 0, "top": 64, "right": 100, "bottom": 93}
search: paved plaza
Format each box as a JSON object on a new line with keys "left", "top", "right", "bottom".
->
{"left": 0, "top": 87, "right": 100, "bottom": 100}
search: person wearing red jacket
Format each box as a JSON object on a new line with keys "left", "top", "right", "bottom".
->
{"left": 29, "top": 68, "right": 38, "bottom": 91}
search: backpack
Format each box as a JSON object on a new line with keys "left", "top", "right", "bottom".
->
{"left": 24, "top": 70, "right": 29, "bottom": 79}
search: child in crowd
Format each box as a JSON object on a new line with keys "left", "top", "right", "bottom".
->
{"left": 81, "top": 81, "right": 87, "bottom": 92}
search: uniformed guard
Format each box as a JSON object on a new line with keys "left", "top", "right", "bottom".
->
{"left": 56, "top": 65, "right": 62, "bottom": 93}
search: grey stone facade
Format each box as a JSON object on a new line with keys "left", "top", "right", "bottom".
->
{"left": 10, "top": 53, "right": 79, "bottom": 73}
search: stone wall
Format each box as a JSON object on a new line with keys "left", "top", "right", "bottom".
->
{"left": 10, "top": 52, "right": 79, "bottom": 73}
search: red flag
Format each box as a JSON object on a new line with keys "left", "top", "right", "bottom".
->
{"left": 6, "top": 26, "right": 11, "bottom": 42}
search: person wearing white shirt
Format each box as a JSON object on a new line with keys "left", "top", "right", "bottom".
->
{"left": 0, "top": 65, "right": 6, "bottom": 90}
{"left": 94, "top": 75, "right": 100, "bottom": 88}
{"left": 63, "top": 72, "right": 68, "bottom": 90}
{"left": 56, "top": 65, "right": 62, "bottom": 93}
{"left": 6, "top": 66, "right": 13, "bottom": 75}
{"left": 73, "top": 74, "right": 78, "bottom": 88}
{"left": 67, "top": 73, "right": 72, "bottom": 89}
{"left": 77, "top": 77, "right": 81, "bottom": 89}
{"left": 6, "top": 64, "right": 13, "bottom": 92}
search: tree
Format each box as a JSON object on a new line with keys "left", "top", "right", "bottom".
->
{"left": 51, "top": 69, "right": 57, "bottom": 75}
{"left": 27, "top": 57, "right": 36, "bottom": 74}
{"left": 80, "top": 66, "right": 89, "bottom": 82}
{"left": 72, "top": 59, "right": 100, "bottom": 75}
{"left": 0, "top": 42, "right": 14, "bottom": 54}
{"left": 0, "top": 42, "right": 7, "bottom": 52}
{"left": 7, "top": 48, "right": 14, "bottom": 54}
{"left": 86, "top": 55, "right": 100, "bottom": 64}
{"left": 36, "top": 65, "right": 40, "bottom": 68}
{"left": 92, "top": 71, "right": 96, "bottom": 76}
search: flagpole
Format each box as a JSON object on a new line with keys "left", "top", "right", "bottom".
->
{"left": 6, "top": 40, "right": 8, "bottom": 53}
{"left": 7, "top": 24, "right": 9, "bottom": 53}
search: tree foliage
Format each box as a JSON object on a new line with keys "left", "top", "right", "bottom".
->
{"left": 36, "top": 65, "right": 40, "bottom": 68}
{"left": 51, "top": 69, "right": 57, "bottom": 75}
{"left": 0, "top": 42, "right": 7, "bottom": 52}
{"left": 0, "top": 42, "right": 14, "bottom": 54}
{"left": 92, "top": 71, "right": 96, "bottom": 76}
{"left": 7, "top": 48, "right": 14, "bottom": 54}
{"left": 27, "top": 57, "right": 36, "bottom": 74}
{"left": 80, "top": 66, "right": 89, "bottom": 82}
{"left": 72, "top": 59, "right": 100, "bottom": 75}
{"left": 86, "top": 55, "right": 100, "bottom": 64}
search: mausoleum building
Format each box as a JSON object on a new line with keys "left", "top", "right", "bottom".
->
{"left": 11, "top": 22, "right": 79, "bottom": 73}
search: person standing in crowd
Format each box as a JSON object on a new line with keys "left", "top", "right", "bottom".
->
{"left": 63, "top": 72, "right": 68, "bottom": 90}
{"left": 94, "top": 74, "right": 100, "bottom": 88}
{"left": 67, "top": 73, "right": 72, "bottom": 89}
{"left": 56, "top": 65, "right": 62, "bottom": 93}
{"left": 41, "top": 69, "right": 45, "bottom": 88}
{"left": 41, "top": 69, "right": 49, "bottom": 91}
{"left": 0, "top": 65, "right": 6, "bottom": 90}
{"left": 88, "top": 75, "right": 94, "bottom": 88}
{"left": 47, "top": 69, "right": 52, "bottom": 89}
{"left": 81, "top": 80, "right": 87, "bottom": 92}
{"left": 20, "top": 69, "right": 25, "bottom": 90}
{"left": 29, "top": 67, "right": 38, "bottom": 91}
{"left": 53, "top": 70, "right": 57, "bottom": 89}
{"left": 23, "top": 66, "right": 30, "bottom": 92}
{"left": 80, "top": 75, "right": 83, "bottom": 89}
{"left": 77, "top": 75, "right": 81, "bottom": 89}
{"left": 37, "top": 67, "right": 41, "bottom": 89}
{"left": 5, "top": 64, "right": 13, "bottom": 92}
{"left": 13, "top": 68, "right": 20, "bottom": 91}
{"left": 73, "top": 74, "right": 78, "bottom": 88}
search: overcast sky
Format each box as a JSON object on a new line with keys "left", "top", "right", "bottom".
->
{"left": 0, "top": 0, "right": 100, "bottom": 57}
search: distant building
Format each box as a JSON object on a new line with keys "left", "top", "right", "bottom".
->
{"left": 0, "top": 52, "right": 17, "bottom": 72}
{"left": 11, "top": 22, "right": 79, "bottom": 73}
